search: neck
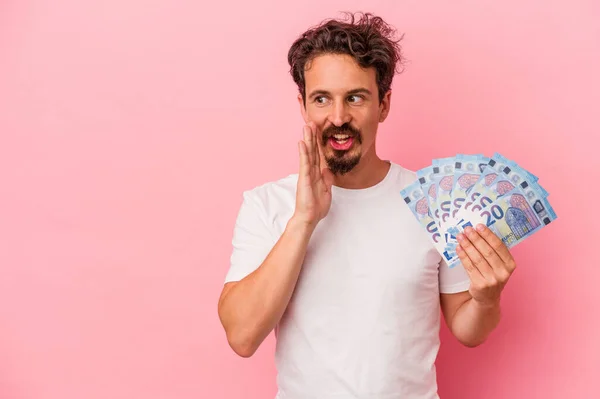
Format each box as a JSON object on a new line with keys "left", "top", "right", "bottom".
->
{"left": 330, "top": 149, "right": 391, "bottom": 189}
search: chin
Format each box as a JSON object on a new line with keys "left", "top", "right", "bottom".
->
{"left": 325, "top": 152, "right": 361, "bottom": 175}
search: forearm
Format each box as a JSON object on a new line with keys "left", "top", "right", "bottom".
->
{"left": 219, "top": 216, "right": 315, "bottom": 356}
{"left": 450, "top": 297, "right": 501, "bottom": 348}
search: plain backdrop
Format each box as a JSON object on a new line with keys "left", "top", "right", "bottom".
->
{"left": 1, "top": 0, "right": 599, "bottom": 398}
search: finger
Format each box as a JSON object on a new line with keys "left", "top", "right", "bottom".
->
{"left": 311, "top": 125, "right": 319, "bottom": 168}
{"left": 312, "top": 123, "right": 321, "bottom": 170}
{"left": 475, "top": 224, "right": 515, "bottom": 269}
{"left": 304, "top": 125, "right": 314, "bottom": 168}
{"left": 457, "top": 228, "right": 494, "bottom": 280}
{"left": 456, "top": 245, "right": 484, "bottom": 282}
{"left": 309, "top": 126, "right": 324, "bottom": 185}
{"left": 464, "top": 225, "right": 504, "bottom": 271}
{"left": 306, "top": 122, "right": 315, "bottom": 166}
{"left": 321, "top": 167, "right": 334, "bottom": 192}
{"left": 298, "top": 141, "right": 310, "bottom": 179}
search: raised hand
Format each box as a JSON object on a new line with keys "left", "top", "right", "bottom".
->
{"left": 456, "top": 224, "right": 517, "bottom": 307}
{"left": 294, "top": 122, "right": 334, "bottom": 227}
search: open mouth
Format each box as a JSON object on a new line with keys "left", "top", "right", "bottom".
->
{"left": 328, "top": 134, "right": 355, "bottom": 150}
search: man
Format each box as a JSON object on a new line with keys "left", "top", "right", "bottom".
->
{"left": 218, "top": 12, "right": 516, "bottom": 398}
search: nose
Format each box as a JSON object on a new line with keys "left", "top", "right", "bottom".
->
{"left": 327, "top": 101, "right": 352, "bottom": 127}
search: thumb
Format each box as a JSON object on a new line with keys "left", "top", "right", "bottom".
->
{"left": 321, "top": 168, "right": 334, "bottom": 192}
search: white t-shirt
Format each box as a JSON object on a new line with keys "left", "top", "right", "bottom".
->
{"left": 224, "top": 162, "right": 471, "bottom": 399}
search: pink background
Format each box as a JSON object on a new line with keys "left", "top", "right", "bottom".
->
{"left": 1, "top": 0, "right": 598, "bottom": 398}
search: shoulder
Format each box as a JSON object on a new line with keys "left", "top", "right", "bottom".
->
{"left": 241, "top": 173, "right": 298, "bottom": 207}
{"left": 237, "top": 173, "right": 298, "bottom": 233}
{"left": 389, "top": 162, "right": 418, "bottom": 190}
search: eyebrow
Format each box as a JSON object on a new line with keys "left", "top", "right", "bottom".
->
{"left": 308, "top": 87, "right": 373, "bottom": 99}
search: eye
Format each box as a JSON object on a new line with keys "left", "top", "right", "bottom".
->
{"left": 314, "top": 96, "right": 329, "bottom": 106}
{"left": 347, "top": 95, "right": 364, "bottom": 104}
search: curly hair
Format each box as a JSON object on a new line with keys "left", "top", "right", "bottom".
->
{"left": 287, "top": 12, "right": 405, "bottom": 105}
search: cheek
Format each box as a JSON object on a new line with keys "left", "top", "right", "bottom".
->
{"left": 306, "top": 107, "right": 328, "bottom": 124}
{"left": 357, "top": 110, "right": 380, "bottom": 143}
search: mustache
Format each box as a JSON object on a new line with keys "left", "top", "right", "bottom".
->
{"left": 321, "top": 123, "right": 362, "bottom": 145}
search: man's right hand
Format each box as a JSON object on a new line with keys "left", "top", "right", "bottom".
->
{"left": 219, "top": 122, "right": 335, "bottom": 358}
{"left": 294, "top": 122, "right": 334, "bottom": 227}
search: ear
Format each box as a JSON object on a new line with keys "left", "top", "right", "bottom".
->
{"left": 298, "top": 93, "right": 309, "bottom": 123}
{"left": 378, "top": 90, "right": 392, "bottom": 123}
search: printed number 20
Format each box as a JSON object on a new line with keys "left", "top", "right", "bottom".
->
{"left": 481, "top": 205, "right": 504, "bottom": 227}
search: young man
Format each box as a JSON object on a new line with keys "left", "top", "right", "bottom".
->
{"left": 218, "top": 12, "right": 517, "bottom": 398}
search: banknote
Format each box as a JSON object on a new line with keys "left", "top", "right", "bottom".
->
{"left": 400, "top": 180, "right": 457, "bottom": 263}
{"left": 447, "top": 179, "right": 557, "bottom": 249}
{"left": 457, "top": 154, "right": 513, "bottom": 217}
{"left": 449, "top": 154, "right": 490, "bottom": 224}
{"left": 404, "top": 152, "right": 557, "bottom": 268}
{"left": 456, "top": 153, "right": 549, "bottom": 224}
{"left": 433, "top": 157, "right": 456, "bottom": 232}
{"left": 416, "top": 166, "right": 440, "bottom": 223}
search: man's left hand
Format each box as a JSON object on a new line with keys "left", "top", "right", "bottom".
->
{"left": 456, "top": 224, "right": 517, "bottom": 307}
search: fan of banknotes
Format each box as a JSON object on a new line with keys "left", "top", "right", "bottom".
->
{"left": 400, "top": 153, "right": 557, "bottom": 268}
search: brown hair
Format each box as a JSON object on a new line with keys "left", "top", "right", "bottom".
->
{"left": 287, "top": 12, "right": 405, "bottom": 104}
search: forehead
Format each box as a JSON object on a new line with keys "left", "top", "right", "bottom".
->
{"left": 304, "top": 53, "right": 377, "bottom": 93}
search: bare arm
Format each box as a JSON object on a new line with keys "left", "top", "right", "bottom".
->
{"left": 218, "top": 122, "right": 334, "bottom": 357}
{"left": 218, "top": 216, "right": 315, "bottom": 357}
{"left": 441, "top": 291, "right": 501, "bottom": 348}
{"left": 440, "top": 224, "right": 517, "bottom": 347}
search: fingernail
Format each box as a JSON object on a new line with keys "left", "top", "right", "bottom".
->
{"left": 457, "top": 234, "right": 465, "bottom": 241}
{"left": 465, "top": 227, "right": 473, "bottom": 234}
{"left": 476, "top": 224, "right": 485, "bottom": 232}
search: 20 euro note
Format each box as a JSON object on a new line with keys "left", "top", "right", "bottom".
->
{"left": 400, "top": 180, "right": 458, "bottom": 263}
{"left": 456, "top": 153, "right": 541, "bottom": 222}
{"left": 416, "top": 162, "right": 459, "bottom": 258}
{"left": 433, "top": 156, "right": 456, "bottom": 232}
{"left": 427, "top": 157, "right": 462, "bottom": 257}
{"left": 446, "top": 154, "right": 544, "bottom": 253}
{"left": 449, "top": 154, "right": 490, "bottom": 222}
{"left": 417, "top": 165, "right": 457, "bottom": 255}
{"left": 458, "top": 154, "right": 515, "bottom": 217}
{"left": 416, "top": 166, "right": 440, "bottom": 222}
{"left": 447, "top": 179, "right": 557, "bottom": 250}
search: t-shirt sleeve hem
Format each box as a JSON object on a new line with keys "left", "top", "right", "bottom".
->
{"left": 223, "top": 269, "right": 250, "bottom": 284}
{"left": 439, "top": 279, "right": 471, "bottom": 294}
{"left": 223, "top": 189, "right": 276, "bottom": 286}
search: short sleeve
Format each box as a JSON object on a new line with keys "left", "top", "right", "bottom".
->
{"left": 224, "top": 190, "right": 277, "bottom": 284}
{"left": 438, "top": 257, "right": 471, "bottom": 294}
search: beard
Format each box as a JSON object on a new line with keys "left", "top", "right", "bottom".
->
{"left": 321, "top": 123, "right": 363, "bottom": 175}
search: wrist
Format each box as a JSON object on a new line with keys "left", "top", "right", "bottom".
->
{"left": 472, "top": 297, "right": 501, "bottom": 311}
{"left": 288, "top": 214, "right": 318, "bottom": 235}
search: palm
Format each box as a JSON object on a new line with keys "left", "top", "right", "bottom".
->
{"left": 296, "top": 123, "right": 334, "bottom": 225}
